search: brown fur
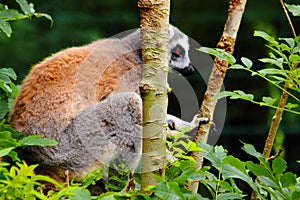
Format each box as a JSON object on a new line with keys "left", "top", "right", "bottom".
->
{"left": 11, "top": 38, "right": 141, "bottom": 138}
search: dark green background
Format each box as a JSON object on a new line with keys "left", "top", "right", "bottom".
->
{"left": 1, "top": 0, "right": 299, "bottom": 176}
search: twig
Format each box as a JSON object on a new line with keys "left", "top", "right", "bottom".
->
{"left": 279, "top": 0, "right": 297, "bottom": 38}
{"left": 190, "top": 0, "right": 248, "bottom": 193}
{"left": 125, "top": 172, "right": 135, "bottom": 192}
{"left": 267, "top": 148, "right": 283, "bottom": 162}
{"left": 65, "top": 170, "right": 70, "bottom": 187}
{"left": 262, "top": 82, "right": 289, "bottom": 159}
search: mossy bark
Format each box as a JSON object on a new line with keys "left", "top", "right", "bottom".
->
{"left": 138, "top": 0, "right": 170, "bottom": 191}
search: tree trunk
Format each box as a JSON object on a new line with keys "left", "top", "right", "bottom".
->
{"left": 138, "top": 0, "right": 170, "bottom": 192}
{"left": 190, "top": 0, "right": 248, "bottom": 193}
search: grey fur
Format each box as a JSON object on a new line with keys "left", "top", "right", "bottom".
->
{"left": 21, "top": 93, "right": 142, "bottom": 180}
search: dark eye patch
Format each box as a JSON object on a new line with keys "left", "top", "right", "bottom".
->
{"left": 167, "top": 119, "right": 176, "bottom": 130}
{"left": 171, "top": 44, "right": 185, "bottom": 57}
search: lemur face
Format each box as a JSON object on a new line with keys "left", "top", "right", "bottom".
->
{"left": 168, "top": 25, "right": 195, "bottom": 76}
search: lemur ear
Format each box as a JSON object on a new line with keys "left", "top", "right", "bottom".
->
{"left": 168, "top": 25, "right": 175, "bottom": 40}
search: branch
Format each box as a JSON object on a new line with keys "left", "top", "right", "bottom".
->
{"left": 190, "top": 0, "right": 248, "bottom": 193}
{"left": 262, "top": 82, "right": 289, "bottom": 159}
{"left": 251, "top": 2, "right": 298, "bottom": 198}
{"left": 138, "top": 0, "right": 170, "bottom": 192}
{"left": 279, "top": 0, "right": 297, "bottom": 38}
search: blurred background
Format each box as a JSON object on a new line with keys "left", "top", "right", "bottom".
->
{"left": 1, "top": 0, "right": 299, "bottom": 175}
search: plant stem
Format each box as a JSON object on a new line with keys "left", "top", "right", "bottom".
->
{"left": 190, "top": 0, "right": 248, "bottom": 193}
{"left": 263, "top": 81, "right": 289, "bottom": 158}
{"left": 242, "top": 67, "right": 300, "bottom": 103}
{"left": 251, "top": 3, "right": 298, "bottom": 198}
{"left": 279, "top": 0, "right": 297, "bottom": 38}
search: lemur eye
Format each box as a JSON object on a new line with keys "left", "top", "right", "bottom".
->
{"left": 167, "top": 120, "right": 176, "bottom": 130}
{"left": 171, "top": 52, "right": 180, "bottom": 61}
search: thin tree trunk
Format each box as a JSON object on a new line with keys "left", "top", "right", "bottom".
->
{"left": 190, "top": 0, "right": 248, "bottom": 193}
{"left": 138, "top": 0, "right": 170, "bottom": 192}
{"left": 251, "top": 3, "right": 297, "bottom": 198}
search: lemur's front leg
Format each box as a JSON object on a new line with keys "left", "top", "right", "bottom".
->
{"left": 166, "top": 114, "right": 210, "bottom": 138}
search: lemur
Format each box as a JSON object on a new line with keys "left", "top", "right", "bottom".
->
{"left": 10, "top": 25, "right": 208, "bottom": 181}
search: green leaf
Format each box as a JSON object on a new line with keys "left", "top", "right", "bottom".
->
{"left": 198, "top": 47, "right": 218, "bottom": 55}
{"left": 198, "top": 47, "right": 236, "bottom": 65}
{"left": 0, "top": 80, "right": 10, "bottom": 93}
{"left": 221, "top": 156, "right": 247, "bottom": 174}
{"left": 168, "top": 182, "right": 184, "bottom": 199}
{"left": 246, "top": 161, "right": 271, "bottom": 178}
{"left": 241, "top": 57, "right": 253, "bottom": 68}
{"left": 220, "top": 156, "right": 260, "bottom": 196}
{"left": 215, "top": 48, "right": 236, "bottom": 65}
{"left": 258, "top": 176, "right": 280, "bottom": 189}
{"left": 289, "top": 54, "right": 300, "bottom": 63}
{"left": 82, "top": 168, "right": 103, "bottom": 186}
{"left": 187, "top": 173, "right": 205, "bottom": 182}
{"left": 257, "top": 68, "right": 287, "bottom": 77}
{"left": 292, "top": 191, "right": 300, "bottom": 200}
{"left": 233, "top": 90, "right": 254, "bottom": 101}
{"left": 280, "top": 43, "right": 291, "bottom": 52}
{"left": 0, "top": 131, "right": 19, "bottom": 148}
{"left": 271, "top": 75, "right": 286, "bottom": 83}
{"left": 212, "top": 91, "right": 235, "bottom": 100}
{"left": 154, "top": 182, "right": 180, "bottom": 200}
{"left": 9, "top": 82, "right": 19, "bottom": 98}
{"left": 0, "top": 99, "right": 9, "bottom": 119}
{"left": 258, "top": 58, "right": 284, "bottom": 69}
{"left": 0, "top": 68, "right": 17, "bottom": 81}
{"left": 18, "top": 135, "right": 58, "bottom": 146}
{"left": 292, "top": 67, "right": 300, "bottom": 77}
{"left": 69, "top": 188, "right": 91, "bottom": 200}
{"left": 285, "top": 4, "right": 300, "bottom": 16}
{"left": 272, "top": 157, "right": 287, "bottom": 175}
{"left": 229, "top": 64, "right": 244, "bottom": 69}
{"left": 241, "top": 143, "right": 268, "bottom": 165}
{"left": 0, "top": 9, "right": 23, "bottom": 20}
{"left": 254, "top": 30, "right": 278, "bottom": 45}
{"left": 0, "top": 18, "right": 12, "bottom": 37}
{"left": 280, "top": 172, "right": 296, "bottom": 187}
{"left": 261, "top": 96, "right": 276, "bottom": 106}
{"left": 183, "top": 193, "right": 208, "bottom": 200}
{"left": 0, "top": 147, "right": 15, "bottom": 157}
{"left": 246, "top": 161, "right": 278, "bottom": 188}
{"left": 217, "top": 193, "right": 245, "bottom": 200}
{"left": 99, "top": 192, "right": 119, "bottom": 200}
{"left": 279, "top": 37, "right": 295, "bottom": 49}
{"left": 285, "top": 103, "right": 298, "bottom": 110}
{"left": 15, "top": 0, "right": 32, "bottom": 15}
{"left": 292, "top": 46, "right": 300, "bottom": 54}
{"left": 205, "top": 145, "right": 227, "bottom": 170}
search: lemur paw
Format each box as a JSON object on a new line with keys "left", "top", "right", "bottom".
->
{"left": 191, "top": 114, "right": 210, "bottom": 126}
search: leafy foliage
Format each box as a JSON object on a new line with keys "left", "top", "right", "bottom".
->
{"left": 0, "top": 66, "right": 85, "bottom": 199}
{"left": 0, "top": 161, "right": 91, "bottom": 200}
{"left": 0, "top": 0, "right": 52, "bottom": 37}
{"left": 199, "top": 30, "right": 300, "bottom": 115}
{"left": 0, "top": 68, "right": 18, "bottom": 120}
{"left": 0, "top": 67, "right": 57, "bottom": 162}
